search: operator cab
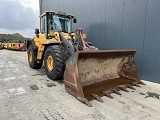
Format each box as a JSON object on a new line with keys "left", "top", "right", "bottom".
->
{"left": 38, "top": 11, "right": 76, "bottom": 39}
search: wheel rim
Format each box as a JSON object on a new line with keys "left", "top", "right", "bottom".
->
{"left": 47, "top": 55, "right": 54, "bottom": 71}
{"left": 29, "top": 52, "right": 32, "bottom": 62}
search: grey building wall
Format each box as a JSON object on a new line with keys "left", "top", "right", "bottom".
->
{"left": 39, "top": 0, "right": 160, "bottom": 83}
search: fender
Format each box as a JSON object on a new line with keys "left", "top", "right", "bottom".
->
{"left": 27, "top": 39, "right": 38, "bottom": 51}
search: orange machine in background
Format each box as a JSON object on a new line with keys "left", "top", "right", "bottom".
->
{"left": 0, "top": 42, "right": 27, "bottom": 51}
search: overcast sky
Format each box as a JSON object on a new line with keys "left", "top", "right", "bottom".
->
{"left": 0, "top": 0, "right": 39, "bottom": 38}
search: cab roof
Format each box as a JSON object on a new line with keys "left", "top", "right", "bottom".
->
{"left": 40, "top": 11, "right": 75, "bottom": 18}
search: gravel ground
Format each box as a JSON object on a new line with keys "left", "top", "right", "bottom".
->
{"left": 0, "top": 49, "right": 160, "bottom": 120}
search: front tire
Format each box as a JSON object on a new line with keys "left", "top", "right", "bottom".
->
{"left": 44, "top": 45, "right": 65, "bottom": 80}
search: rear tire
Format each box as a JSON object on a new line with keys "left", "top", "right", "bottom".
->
{"left": 28, "top": 45, "right": 42, "bottom": 69}
{"left": 44, "top": 45, "right": 65, "bottom": 80}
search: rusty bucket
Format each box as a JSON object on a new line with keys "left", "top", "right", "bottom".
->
{"left": 64, "top": 50, "right": 145, "bottom": 107}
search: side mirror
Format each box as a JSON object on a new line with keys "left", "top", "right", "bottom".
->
{"left": 35, "top": 29, "right": 39, "bottom": 34}
{"left": 73, "top": 18, "right": 77, "bottom": 23}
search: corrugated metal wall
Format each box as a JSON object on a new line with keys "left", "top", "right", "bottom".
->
{"left": 39, "top": 0, "right": 160, "bottom": 83}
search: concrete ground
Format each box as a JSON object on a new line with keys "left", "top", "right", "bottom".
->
{"left": 0, "top": 49, "right": 160, "bottom": 120}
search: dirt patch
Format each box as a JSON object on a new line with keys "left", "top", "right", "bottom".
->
{"left": 139, "top": 93, "right": 145, "bottom": 95}
{"left": 30, "top": 85, "right": 39, "bottom": 90}
{"left": 36, "top": 72, "right": 46, "bottom": 76}
{"left": 46, "top": 83, "right": 56, "bottom": 87}
{"left": 39, "top": 79, "right": 43, "bottom": 81}
{"left": 32, "top": 74, "right": 37, "bottom": 76}
{"left": 145, "top": 92, "right": 160, "bottom": 99}
{"left": 118, "top": 100, "right": 125, "bottom": 104}
{"left": 36, "top": 67, "right": 46, "bottom": 76}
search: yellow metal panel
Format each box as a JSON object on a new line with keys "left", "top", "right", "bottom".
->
{"left": 34, "top": 33, "right": 60, "bottom": 60}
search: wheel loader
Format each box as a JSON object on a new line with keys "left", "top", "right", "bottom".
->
{"left": 27, "top": 11, "right": 145, "bottom": 107}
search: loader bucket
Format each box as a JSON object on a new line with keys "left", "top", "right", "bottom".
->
{"left": 64, "top": 50, "right": 144, "bottom": 107}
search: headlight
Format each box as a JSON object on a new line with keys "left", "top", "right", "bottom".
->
{"left": 83, "top": 34, "right": 86, "bottom": 39}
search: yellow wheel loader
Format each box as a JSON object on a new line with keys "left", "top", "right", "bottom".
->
{"left": 27, "top": 11, "right": 145, "bottom": 107}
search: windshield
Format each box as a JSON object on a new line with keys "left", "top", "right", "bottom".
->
{"left": 49, "top": 15, "right": 71, "bottom": 33}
